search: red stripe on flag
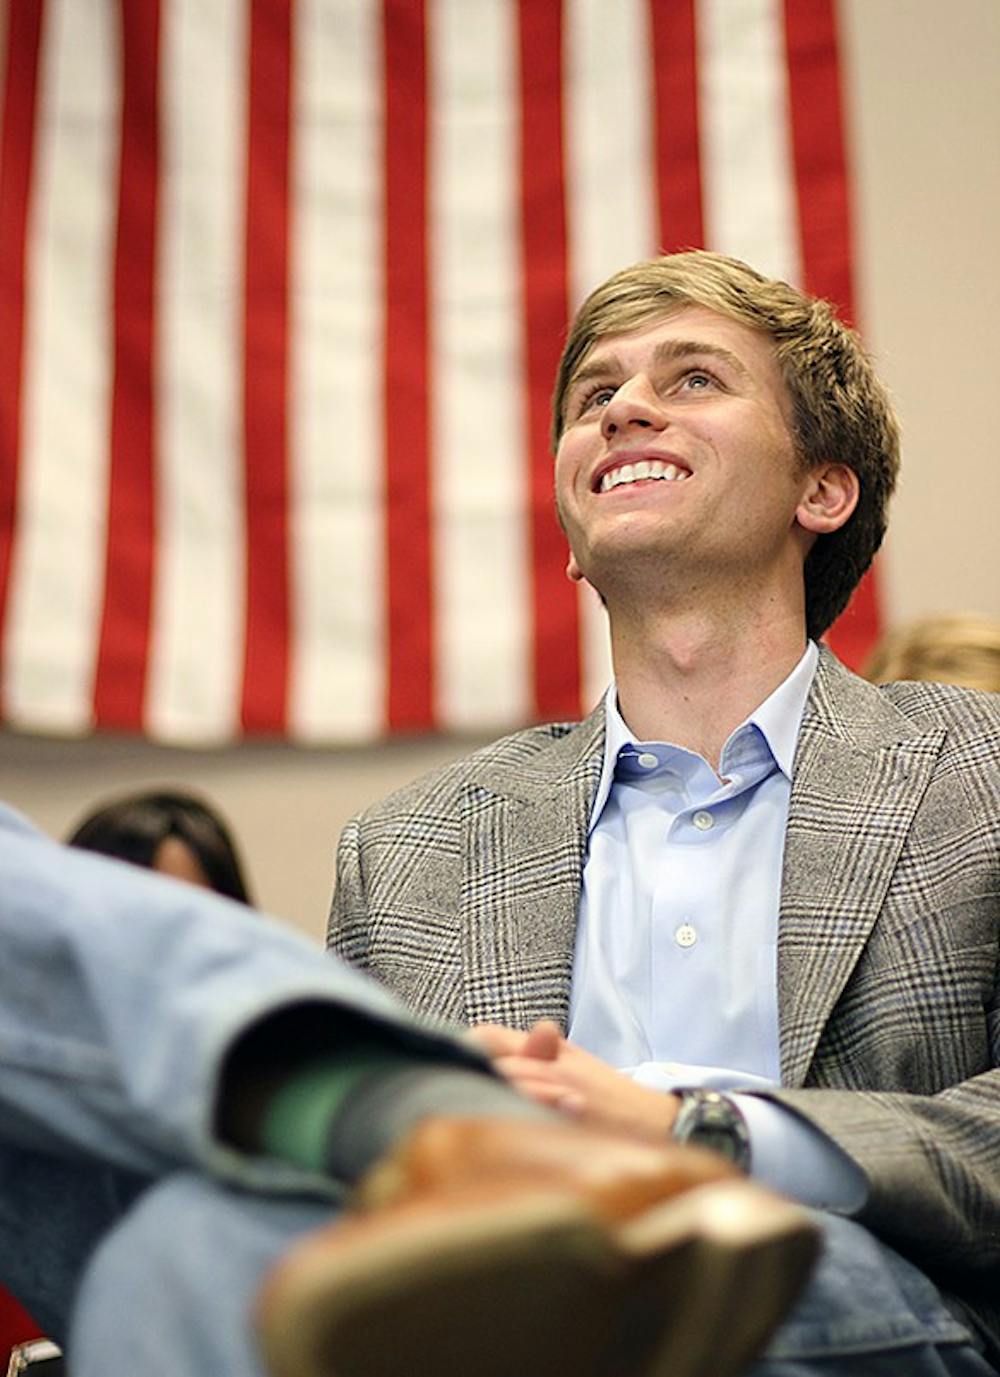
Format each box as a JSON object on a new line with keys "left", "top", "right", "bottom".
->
{"left": 649, "top": 0, "right": 704, "bottom": 253}
{"left": 241, "top": 0, "right": 293, "bottom": 734}
{"left": 94, "top": 0, "right": 160, "bottom": 729}
{"left": 517, "top": 0, "right": 580, "bottom": 720}
{"left": 783, "top": 0, "right": 854, "bottom": 323}
{"left": 784, "top": 0, "right": 879, "bottom": 669}
{"left": 0, "top": 0, "right": 44, "bottom": 712}
{"left": 383, "top": 0, "right": 434, "bottom": 731}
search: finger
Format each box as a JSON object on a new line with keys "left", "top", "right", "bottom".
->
{"left": 493, "top": 1055, "right": 570, "bottom": 1087}
{"left": 521, "top": 1019, "right": 564, "bottom": 1062}
{"left": 467, "top": 1024, "right": 526, "bottom": 1057}
{"left": 502, "top": 1076, "right": 579, "bottom": 1110}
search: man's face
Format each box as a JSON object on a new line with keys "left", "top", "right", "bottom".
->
{"left": 554, "top": 306, "right": 818, "bottom": 598}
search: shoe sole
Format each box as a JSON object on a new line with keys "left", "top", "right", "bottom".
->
{"left": 257, "top": 1191, "right": 624, "bottom": 1377}
{"left": 614, "top": 1179, "right": 820, "bottom": 1377}
{"left": 256, "top": 1183, "right": 818, "bottom": 1377}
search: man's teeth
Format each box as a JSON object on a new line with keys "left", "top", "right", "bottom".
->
{"left": 599, "top": 460, "right": 688, "bottom": 493}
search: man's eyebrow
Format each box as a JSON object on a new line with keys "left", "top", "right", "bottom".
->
{"left": 650, "top": 338, "right": 752, "bottom": 380}
{"left": 567, "top": 337, "right": 752, "bottom": 396}
{"left": 565, "top": 355, "right": 624, "bottom": 394}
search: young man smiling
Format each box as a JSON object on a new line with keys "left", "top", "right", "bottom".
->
{"left": 328, "top": 251, "right": 1000, "bottom": 1375}
{"left": 553, "top": 303, "right": 858, "bottom": 762}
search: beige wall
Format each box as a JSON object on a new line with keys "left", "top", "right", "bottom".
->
{"left": 3, "top": 0, "right": 998, "bottom": 941}
{"left": 841, "top": 0, "right": 1000, "bottom": 624}
{"left": 1, "top": 727, "right": 490, "bottom": 943}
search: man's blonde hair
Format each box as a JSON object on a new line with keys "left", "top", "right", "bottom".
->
{"left": 552, "top": 250, "right": 901, "bottom": 639}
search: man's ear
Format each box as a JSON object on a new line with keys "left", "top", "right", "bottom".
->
{"left": 566, "top": 550, "right": 584, "bottom": 583}
{"left": 796, "top": 463, "right": 859, "bottom": 536}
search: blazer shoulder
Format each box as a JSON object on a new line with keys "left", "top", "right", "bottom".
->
{"left": 876, "top": 677, "right": 1000, "bottom": 735}
{"left": 353, "top": 713, "right": 601, "bottom": 826}
{"left": 810, "top": 646, "right": 1000, "bottom": 748}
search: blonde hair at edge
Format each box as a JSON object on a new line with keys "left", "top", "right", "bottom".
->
{"left": 552, "top": 250, "right": 901, "bottom": 643}
{"left": 863, "top": 614, "right": 1000, "bottom": 693}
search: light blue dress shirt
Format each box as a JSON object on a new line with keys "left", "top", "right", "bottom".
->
{"left": 569, "top": 643, "right": 866, "bottom": 1211}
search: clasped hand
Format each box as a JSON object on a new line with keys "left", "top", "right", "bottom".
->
{"left": 469, "top": 1021, "right": 679, "bottom": 1140}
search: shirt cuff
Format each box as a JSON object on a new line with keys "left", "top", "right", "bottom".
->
{"left": 734, "top": 1092, "right": 868, "bottom": 1212}
{"left": 624, "top": 1060, "right": 868, "bottom": 1212}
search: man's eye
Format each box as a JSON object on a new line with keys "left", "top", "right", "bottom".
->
{"left": 681, "top": 370, "right": 716, "bottom": 391}
{"left": 579, "top": 386, "right": 616, "bottom": 411}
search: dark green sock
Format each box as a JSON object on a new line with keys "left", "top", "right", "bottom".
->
{"left": 259, "top": 1049, "right": 407, "bottom": 1173}
{"left": 260, "top": 1050, "right": 551, "bottom": 1183}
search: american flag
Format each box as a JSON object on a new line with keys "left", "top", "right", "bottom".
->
{"left": 0, "top": 0, "right": 878, "bottom": 745}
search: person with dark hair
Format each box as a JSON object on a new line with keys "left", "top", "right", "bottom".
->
{"left": 67, "top": 789, "right": 253, "bottom": 904}
{"left": 0, "top": 801, "right": 817, "bottom": 1377}
{"left": 328, "top": 251, "right": 1000, "bottom": 1374}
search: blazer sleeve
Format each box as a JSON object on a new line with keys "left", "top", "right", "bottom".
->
{"left": 764, "top": 1054, "right": 1000, "bottom": 1275}
{"left": 769, "top": 674, "right": 1000, "bottom": 1282}
{"left": 326, "top": 813, "right": 372, "bottom": 970}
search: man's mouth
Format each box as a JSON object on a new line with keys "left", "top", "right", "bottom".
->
{"left": 595, "top": 458, "right": 691, "bottom": 493}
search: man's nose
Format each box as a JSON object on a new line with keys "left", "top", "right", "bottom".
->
{"left": 600, "top": 375, "right": 666, "bottom": 440}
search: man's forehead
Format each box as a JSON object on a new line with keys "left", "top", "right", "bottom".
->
{"left": 572, "top": 305, "right": 778, "bottom": 381}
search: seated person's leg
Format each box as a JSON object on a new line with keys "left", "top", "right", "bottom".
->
{"left": 0, "top": 1152, "right": 147, "bottom": 1343}
{"left": 69, "top": 1123, "right": 818, "bottom": 1377}
{"left": 0, "top": 813, "right": 818, "bottom": 1377}
{"left": 70, "top": 1172, "right": 329, "bottom": 1377}
{"left": 748, "top": 1212, "right": 996, "bottom": 1377}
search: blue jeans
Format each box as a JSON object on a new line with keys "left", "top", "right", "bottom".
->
{"left": 59, "top": 1183, "right": 994, "bottom": 1377}
{"left": 0, "top": 803, "right": 993, "bottom": 1376}
{"left": 71, "top": 1174, "right": 330, "bottom": 1377}
{"left": 751, "top": 1212, "right": 995, "bottom": 1375}
{"left": 0, "top": 804, "right": 473, "bottom": 1366}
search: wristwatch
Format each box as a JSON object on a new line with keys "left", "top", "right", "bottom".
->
{"left": 670, "top": 1088, "right": 752, "bottom": 1171}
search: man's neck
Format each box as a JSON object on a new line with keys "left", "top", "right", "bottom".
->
{"left": 608, "top": 600, "right": 809, "bottom": 769}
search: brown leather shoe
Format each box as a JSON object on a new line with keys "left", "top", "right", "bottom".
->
{"left": 354, "top": 1116, "right": 738, "bottom": 1220}
{"left": 255, "top": 1117, "right": 819, "bottom": 1377}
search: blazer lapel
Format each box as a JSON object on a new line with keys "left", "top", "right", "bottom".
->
{"left": 778, "top": 651, "right": 946, "bottom": 1085}
{"left": 459, "top": 707, "right": 605, "bottom": 1031}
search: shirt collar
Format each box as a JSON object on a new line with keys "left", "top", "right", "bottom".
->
{"left": 746, "top": 640, "right": 818, "bottom": 778}
{"left": 590, "top": 641, "right": 819, "bottom": 828}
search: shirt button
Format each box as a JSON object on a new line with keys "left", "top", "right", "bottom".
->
{"left": 675, "top": 923, "right": 697, "bottom": 948}
{"left": 692, "top": 810, "right": 714, "bottom": 830}
{"left": 637, "top": 752, "right": 658, "bottom": 769}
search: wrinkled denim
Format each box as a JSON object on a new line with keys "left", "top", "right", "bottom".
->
{"left": 71, "top": 1174, "right": 329, "bottom": 1377}
{"left": 0, "top": 803, "right": 473, "bottom": 1365}
{"left": 0, "top": 804, "right": 992, "bottom": 1376}
{"left": 751, "top": 1211, "right": 995, "bottom": 1375}
{"left": 66, "top": 1187, "right": 994, "bottom": 1377}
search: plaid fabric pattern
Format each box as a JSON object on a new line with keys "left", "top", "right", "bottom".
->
{"left": 328, "top": 646, "right": 1000, "bottom": 1356}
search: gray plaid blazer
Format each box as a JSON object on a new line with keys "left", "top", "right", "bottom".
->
{"left": 328, "top": 648, "right": 1000, "bottom": 1356}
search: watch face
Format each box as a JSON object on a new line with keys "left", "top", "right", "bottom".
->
{"left": 690, "top": 1125, "right": 740, "bottom": 1161}
{"left": 674, "top": 1091, "right": 751, "bottom": 1171}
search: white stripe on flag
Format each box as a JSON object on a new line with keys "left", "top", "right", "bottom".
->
{"left": 147, "top": 0, "right": 247, "bottom": 744}
{"left": 430, "top": 0, "right": 529, "bottom": 731}
{"left": 564, "top": 0, "right": 658, "bottom": 309}
{"left": 564, "top": 0, "right": 659, "bottom": 712}
{"left": 698, "top": 0, "right": 801, "bottom": 282}
{"left": 5, "top": 0, "right": 117, "bottom": 734}
{"left": 289, "top": 0, "right": 383, "bottom": 741}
